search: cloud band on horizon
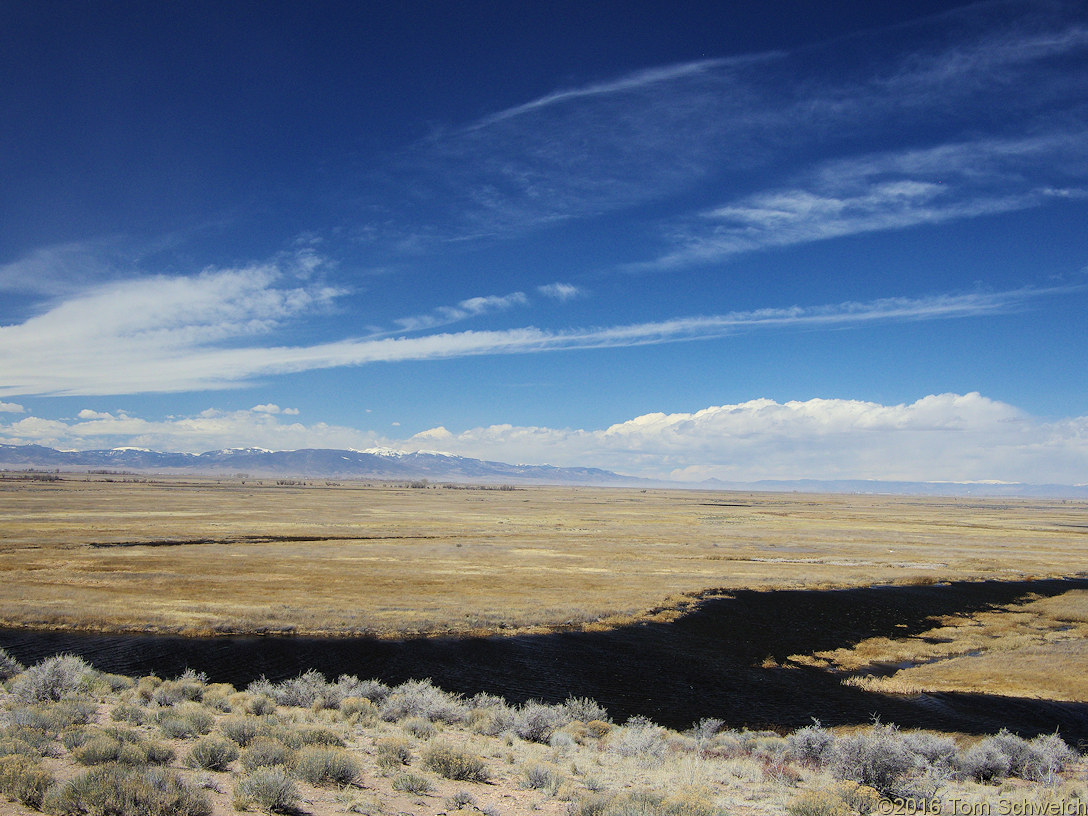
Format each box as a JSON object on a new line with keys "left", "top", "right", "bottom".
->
{"left": 2, "top": 393, "right": 1086, "bottom": 485}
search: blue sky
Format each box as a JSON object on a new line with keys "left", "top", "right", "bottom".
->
{"left": 2, "top": 0, "right": 1087, "bottom": 483}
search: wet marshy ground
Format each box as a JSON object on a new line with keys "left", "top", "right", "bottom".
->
{"left": 4, "top": 577, "right": 1088, "bottom": 741}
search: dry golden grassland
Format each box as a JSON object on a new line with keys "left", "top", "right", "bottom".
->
{"left": 799, "top": 589, "right": 1088, "bottom": 701}
{"left": 1, "top": 475, "right": 1086, "bottom": 640}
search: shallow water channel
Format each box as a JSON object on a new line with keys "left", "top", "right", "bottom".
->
{"left": 4, "top": 578, "right": 1088, "bottom": 740}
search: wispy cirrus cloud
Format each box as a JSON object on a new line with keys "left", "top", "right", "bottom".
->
{"left": 0, "top": 263, "right": 1075, "bottom": 397}
{"left": 537, "top": 282, "right": 583, "bottom": 301}
{"left": 251, "top": 404, "right": 299, "bottom": 415}
{"left": 461, "top": 57, "right": 770, "bottom": 131}
{"left": 0, "top": 238, "right": 140, "bottom": 296}
{"left": 364, "top": 51, "right": 777, "bottom": 245}
{"left": 645, "top": 130, "right": 1088, "bottom": 269}
{"left": 392, "top": 291, "right": 529, "bottom": 332}
{"left": 359, "top": 2, "right": 1088, "bottom": 254}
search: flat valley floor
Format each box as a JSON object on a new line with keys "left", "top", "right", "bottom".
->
{"left": 2, "top": 475, "right": 1087, "bottom": 703}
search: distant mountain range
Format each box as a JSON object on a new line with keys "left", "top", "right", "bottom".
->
{"left": 2, "top": 443, "right": 1086, "bottom": 497}
{"left": 0, "top": 443, "right": 643, "bottom": 486}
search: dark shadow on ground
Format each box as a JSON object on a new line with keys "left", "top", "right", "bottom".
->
{"left": 4, "top": 577, "right": 1087, "bottom": 740}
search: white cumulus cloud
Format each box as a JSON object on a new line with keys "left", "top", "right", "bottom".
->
{"left": 0, "top": 407, "right": 380, "bottom": 454}
{"left": 2, "top": 393, "right": 1086, "bottom": 484}
{"left": 77, "top": 409, "right": 119, "bottom": 420}
{"left": 407, "top": 394, "right": 1087, "bottom": 484}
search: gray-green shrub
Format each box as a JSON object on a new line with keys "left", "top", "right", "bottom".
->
{"left": 11, "top": 701, "right": 97, "bottom": 736}
{"left": 608, "top": 716, "right": 668, "bottom": 763}
{"left": 402, "top": 717, "right": 438, "bottom": 740}
{"left": 219, "top": 715, "right": 263, "bottom": 747}
{"left": 145, "top": 739, "right": 177, "bottom": 765}
{"left": 569, "top": 789, "right": 717, "bottom": 816}
{"left": 0, "top": 738, "right": 41, "bottom": 762}
{"left": 339, "top": 696, "right": 376, "bottom": 721}
{"left": 346, "top": 678, "right": 391, "bottom": 704}
{"left": 902, "top": 732, "right": 959, "bottom": 773}
{"left": 11, "top": 654, "right": 92, "bottom": 702}
{"left": 392, "top": 771, "right": 432, "bottom": 794}
{"left": 263, "top": 669, "right": 328, "bottom": 708}
{"left": 468, "top": 693, "right": 518, "bottom": 736}
{"left": 549, "top": 731, "right": 578, "bottom": 750}
{"left": 473, "top": 706, "right": 518, "bottom": 737}
{"left": 447, "top": 790, "right": 477, "bottom": 809}
{"left": 323, "top": 674, "right": 383, "bottom": 709}
{"left": 520, "top": 761, "right": 560, "bottom": 792}
{"left": 246, "top": 694, "right": 277, "bottom": 716}
{"left": 44, "top": 764, "right": 212, "bottom": 816}
{"left": 151, "top": 678, "right": 201, "bottom": 707}
{"left": 959, "top": 730, "right": 1078, "bottom": 783}
{"left": 294, "top": 745, "right": 360, "bottom": 786}
{"left": 562, "top": 696, "right": 609, "bottom": 724}
{"left": 96, "top": 673, "right": 135, "bottom": 693}
{"left": 375, "top": 736, "right": 413, "bottom": 769}
{"left": 688, "top": 718, "right": 725, "bottom": 742}
{"left": 248, "top": 669, "right": 370, "bottom": 710}
{"left": 515, "top": 701, "right": 568, "bottom": 743}
{"left": 468, "top": 692, "right": 508, "bottom": 711}
{"left": 185, "top": 735, "right": 239, "bottom": 771}
{"left": 201, "top": 682, "right": 236, "bottom": 711}
{"left": 422, "top": 743, "right": 489, "bottom": 782}
{"left": 7, "top": 708, "right": 55, "bottom": 734}
{"left": 71, "top": 733, "right": 150, "bottom": 766}
{"left": 72, "top": 726, "right": 173, "bottom": 766}
{"left": 61, "top": 727, "right": 91, "bottom": 751}
{"left": 157, "top": 703, "right": 214, "bottom": 739}
{"left": 240, "top": 737, "right": 295, "bottom": 772}
{"left": 829, "top": 724, "right": 918, "bottom": 795}
{"left": 0, "top": 753, "right": 53, "bottom": 809}
{"left": 786, "top": 720, "right": 834, "bottom": 764}
{"left": 292, "top": 725, "right": 345, "bottom": 747}
{"left": 1019, "top": 732, "right": 1078, "bottom": 782}
{"left": 233, "top": 765, "right": 299, "bottom": 814}
{"left": 0, "top": 647, "right": 24, "bottom": 680}
{"left": 1, "top": 726, "right": 52, "bottom": 758}
{"left": 380, "top": 679, "right": 467, "bottom": 723}
{"left": 134, "top": 675, "right": 162, "bottom": 702}
{"left": 111, "top": 703, "right": 147, "bottom": 725}
{"left": 245, "top": 677, "right": 278, "bottom": 700}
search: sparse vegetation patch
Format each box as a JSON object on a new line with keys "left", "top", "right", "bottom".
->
{"left": 0, "top": 637, "right": 1085, "bottom": 815}
{"left": 422, "top": 742, "right": 490, "bottom": 782}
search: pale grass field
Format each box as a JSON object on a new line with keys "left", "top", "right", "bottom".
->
{"left": 804, "top": 590, "right": 1088, "bottom": 700}
{"left": 1, "top": 475, "right": 1087, "bottom": 639}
